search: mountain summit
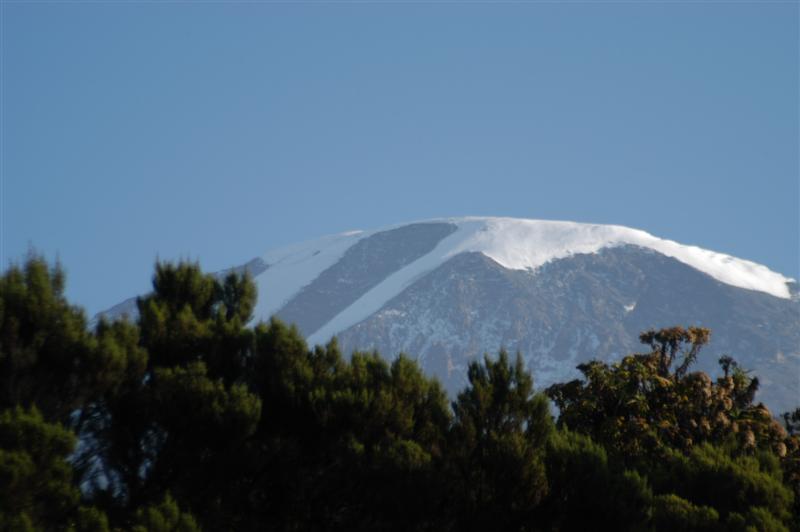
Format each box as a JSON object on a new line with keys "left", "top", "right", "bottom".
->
{"left": 101, "top": 217, "right": 800, "bottom": 412}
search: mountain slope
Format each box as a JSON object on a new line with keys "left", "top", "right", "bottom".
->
{"left": 332, "top": 246, "right": 798, "bottom": 412}
{"left": 98, "top": 217, "right": 799, "bottom": 413}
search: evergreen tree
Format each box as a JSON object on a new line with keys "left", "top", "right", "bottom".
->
{"left": 540, "top": 429, "right": 652, "bottom": 530}
{"left": 2, "top": 255, "right": 797, "bottom": 530}
{"left": 83, "top": 262, "right": 260, "bottom": 528}
{"left": 0, "top": 406, "right": 108, "bottom": 531}
{"left": 244, "top": 324, "right": 452, "bottom": 531}
{"left": 131, "top": 494, "right": 200, "bottom": 532}
{"left": 0, "top": 255, "right": 143, "bottom": 427}
{"left": 446, "top": 351, "right": 552, "bottom": 531}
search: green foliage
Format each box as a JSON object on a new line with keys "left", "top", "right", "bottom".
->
{"left": 0, "top": 406, "right": 79, "bottom": 528}
{"left": 84, "top": 261, "right": 261, "bottom": 527}
{"left": 547, "top": 326, "right": 787, "bottom": 460}
{"left": 153, "top": 361, "right": 261, "bottom": 446}
{"left": 0, "top": 255, "right": 144, "bottom": 425}
{"left": 648, "top": 443, "right": 793, "bottom": 529}
{"left": 244, "top": 329, "right": 452, "bottom": 531}
{"left": 144, "top": 361, "right": 261, "bottom": 518}
{"left": 0, "top": 406, "right": 108, "bottom": 531}
{"left": 1, "top": 257, "right": 798, "bottom": 531}
{"left": 137, "top": 262, "right": 256, "bottom": 381}
{"left": 541, "top": 430, "right": 653, "bottom": 530}
{"left": 652, "top": 494, "right": 719, "bottom": 531}
{"left": 447, "top": 351, "right": 552, "bottom": 531}
{"left": 131, "top": 494, "right": 200, "bottom": 532}
{"left": 70, "top": 507, "right": 110, "bottom": 532}
{"left": 547, "top": 326, "right": 798, "bottom": 530}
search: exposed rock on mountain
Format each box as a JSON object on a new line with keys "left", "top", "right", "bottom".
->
{"left": 97, "top": 218, "right": 799, "bottom": 413}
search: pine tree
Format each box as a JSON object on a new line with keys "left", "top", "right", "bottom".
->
{"left": 446, "top": 351, "right": 552, "bottom": 531}
{"left": 83, "top": 261, "right": 260, "bottom": 528}
{"left": 3, "top": 254, "right": 797, "bottom": 530}
{"left": 0, "top": 406, "right": 109, "bottom": 531}
{"left": 0, "top": 255, "right": 144, "bottom": 427}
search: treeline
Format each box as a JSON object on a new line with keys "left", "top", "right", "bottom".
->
{"left": 1, "top": 256, "right": 798, "bottom": 531}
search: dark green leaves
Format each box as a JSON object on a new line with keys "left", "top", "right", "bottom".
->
{"left": 1, "top": 257, "right": 798, "bottom": 531}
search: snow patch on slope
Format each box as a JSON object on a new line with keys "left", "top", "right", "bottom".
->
{"left": 252, "top": 230, "right": 367, "bottom": 320}
{"left": 308, "top": 222, "right": 483, "bottom": 345}
{"left": 448, "top": 218, "right": 793, "bottom": 299}
{"left": 303, "top": 217, "right": 793, "bottom": 345}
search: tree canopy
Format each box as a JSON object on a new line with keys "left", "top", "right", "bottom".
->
{"left": 1, "top": 254, "right": 797, "bottom": 531}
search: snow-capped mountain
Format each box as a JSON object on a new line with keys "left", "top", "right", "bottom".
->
{"left": 99, "top": 217, "right": 800, "bottom": 413}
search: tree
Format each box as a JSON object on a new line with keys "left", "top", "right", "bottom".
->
{"left": 540, "top": 429, "right": 653, "bottom": 530}
{"left": 650, "top": 443, "right": 792, "bottom": 530}
{"left": 546, "top": 326, "right": 797, "bottom": 530}
{"left": 446, "top": 351, "right": 552, "bottom": 531}
{"left": 547, "top": 326, "right": 787, "bottom": 459}
{"left": 0, "top": 255, "right": 144, "bottom": 427}
{"left": 82, "top": 261, "right": 261, "bottom": 528}
{"left": 244, "top": 325, "right": 452, "bottom": 531}
{"left": 780, "top": 408, "right": 800, "bottom": 530}
{"left": 3, "top": 254, "right": 797, "bottom": 530}
{"left": 0, "top": 406, "right": 109, "bottom": 531}
{"left": 131, "top": 494, "right": 200, "bottom": 532}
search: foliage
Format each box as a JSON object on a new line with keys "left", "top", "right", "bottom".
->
{"left": 82, "top": 261, "right": 261, "bottom": 527}
{"left": 546, "top": 326, "right": 787, "bottom": 459}
{"left": 0, "top": 255, "right": 145, "bottom": 426}
{"left": 540, "top": 429, "right": 653, "bottom": 530}
{"left": 130, "top": 494, "right": 200, "bottom": 532}
{"left": 446, "top": 351, "right": 551, "bottom": 531}
{"left": 243, "top": 326, "right": 452, "bottom": 531}
{"left": 0, "top": 406, "right": 108, "bottom": 531}
{"left": 0, "top": 256, "right": 797, "bottom": 531}
{"left": 546, "top": 325, "right": 798, "bottom": 530}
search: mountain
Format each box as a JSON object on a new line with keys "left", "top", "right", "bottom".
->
{"left": 98, "top": 217, "right": 800, "bottom": 413}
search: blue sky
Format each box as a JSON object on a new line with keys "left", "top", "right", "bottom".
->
{"left": 3, "top": 2, "right": 798, "bottom": 315}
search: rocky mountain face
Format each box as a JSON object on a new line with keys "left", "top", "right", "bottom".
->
{"left": 333, "top": 247, "right": 798, "bottom": 413}
{"left": 97, "top": 218, "right": 799, "bottom": 414}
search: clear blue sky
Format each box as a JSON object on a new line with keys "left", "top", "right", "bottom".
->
{"left": 3, "top": 2, "right": 798, "bottom": 316}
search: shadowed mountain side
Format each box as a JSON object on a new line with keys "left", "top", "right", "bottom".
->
{"left": 274, "top": 222, "right": 457, "bottom": 337}
{"left": 93, "top": 217, "right": 798, "bottom": 414}
{"left": 331, "top": 247, "right": 799, "bottom": 413}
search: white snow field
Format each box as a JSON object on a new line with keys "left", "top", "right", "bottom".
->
{"left": 248, "top": 217, "right": 795, "bottom": 343}
{"left": 251, "top": 230, "right": 367, "bottom": 321}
